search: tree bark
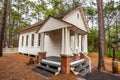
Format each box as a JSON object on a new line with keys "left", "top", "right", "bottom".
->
{"left": 0, "top": 0, "right": 8, "bottom": 57}
{"left": 96, "top": 0, "right": 105, "bottom": 71}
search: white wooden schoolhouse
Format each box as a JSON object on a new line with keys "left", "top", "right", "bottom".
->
{"left": 18, "top": 6, "right": 92, "bottom": 76}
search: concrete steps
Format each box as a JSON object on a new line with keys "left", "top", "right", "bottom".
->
{"left": 70, "top": 61, "right": 91, "bottom": 76}
{"left": 36, "top": 60, "right": 61, "bottom": 75}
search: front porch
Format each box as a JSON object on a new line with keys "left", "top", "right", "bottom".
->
{"left": 37, "top": 53, "right": 91, "bottom": 76}
{"left": 36, "top": 16, "right": 91, "bottom": 75}
{"left": 38, "top": 27, "right": 88, "bottom": 57}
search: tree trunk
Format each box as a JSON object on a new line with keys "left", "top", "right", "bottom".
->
{"left": 115, "top": 21, "right": 118, "bottom": 49}
{"left": 0, "top": 0, "right": 8, "bottom": 57}
{"left": 96, "top": 0, "right": 105, "bottom": 71}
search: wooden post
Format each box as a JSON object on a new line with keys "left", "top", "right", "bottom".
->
{"left": 61, "top": 28, "right": 65, "bottom": 54}
{"left": 112, "top": 47, "right": 115, "bottom": 61}
{"left": 74, "top": 33, "right": 78, "bottom": 53}
{"left": 40, "top": 33, "right": 45, "bottom": 52}
{"left": 81, "top": 35, "right": 84, "bottom": 52}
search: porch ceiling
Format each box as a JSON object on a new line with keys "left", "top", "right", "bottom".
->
{"left": 45, "top": 29, "right": 61, "bottom": 35}
{"left": 69, "top": 26, "right": 88, "bottom": 35}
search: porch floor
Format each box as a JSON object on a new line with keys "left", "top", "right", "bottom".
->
{"left": 45, "top": 56, "right": 79, "bottom": 62}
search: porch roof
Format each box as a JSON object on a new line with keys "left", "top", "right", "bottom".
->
{"left": 36, "top": 16, "right": 88, "bottom": 35}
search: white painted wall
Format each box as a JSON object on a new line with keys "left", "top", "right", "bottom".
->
{"left": 63, "top": 10, "right": 87, "bottom": 32}
{"left": 18, "top": 31, "right": 40, "bottom": 55}
{"left": 37, "top": 17, "right": 70, "bottom": 33}
{"left": 44, "top": 30, "right": 61, "bottom": 57}
{"left": 18, "top": 31, "right": 88, "bottom": 56}
{"left": 18, "top": 30, "right": 62, "bottom": 57}
{"left": 18, "top": 9, "right": 89, "bottom": 56}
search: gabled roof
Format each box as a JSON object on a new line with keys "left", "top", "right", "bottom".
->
{"left": 62, "top": 6, "right": 90, "bottom": 33}
{"left": 19, "top": 5, "right": 90, "bottom": 34}
{"left": 36, "top": 16, "right": 71, "bottom": 33}
{"left": 18, "top": 20, "right": 44, "bottom": 34}
{"left": 79, "top": 6, "right": 90, "bottom": 33}
{"left": 36, "top": 16, "right": 88, "bottom": 35}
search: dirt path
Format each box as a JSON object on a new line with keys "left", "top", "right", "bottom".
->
{"left": 0, "top": 54, "right": 44, "bottom": 80}
{"left": 88, "top": 52, "right": 112, "bottom": 72}
{"left": 0, "top": 53, "right": 119, "bottom": 80}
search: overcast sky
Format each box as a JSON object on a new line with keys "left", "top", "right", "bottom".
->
{"left": 29, "top": 0, "right": 120, "bottom": 27}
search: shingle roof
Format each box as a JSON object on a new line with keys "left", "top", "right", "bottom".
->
{"left": 56, "top": 4, "right": 82, "bottom": 19}
{"left": 19, "top": 5, "right": 90, "bottom": 34}
{"left": 18, "top": 20, "right": 44, "bottom": 34}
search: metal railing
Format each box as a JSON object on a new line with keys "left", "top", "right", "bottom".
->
{"left": 3, "top": 48, "right": 18, "bottom": 53}
{"left": 80, "top": 52, "right": 92, "bottom": 72}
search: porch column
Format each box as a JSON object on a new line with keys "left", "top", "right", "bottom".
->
{"left": 78, "top": 35, "right": 82, "bottom": 52}
{"left": 61, "top": 27, "right": 70, "bottom": 55}
{"left": 61, "top": 27, "right": 70, "bottom": 74}
{"left": 40, "top": 32, "right": 45, "bottom": 52}
{"left": 61, "top": 28, "right": 65, "bottom": 54}
{"left": 65, "top": 28, "right": 68, "bottom": 54}
{"left": 74, "top": 33, "right": 79, "bottom": 60}
{"left": 38, "top": 32, "right": 46, "bottom": 62}
{"left": 74, "top": 33, "right": 78, "bottom": 53}
{"left": 81, "top": 35, "right": 84, "bottom": 52}
{"left": 81, "top": 35, "right": 88, "bottom": 53}
{"left": 66, "top": 28, "right": 70, "bottom": 55}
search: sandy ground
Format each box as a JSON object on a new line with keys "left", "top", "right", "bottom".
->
{"left": 88, "top": 52, "right": 112, "bottom": 72}
{"left": 0, "top": 52, "right": 119, "bottom": 80}
{"left": 0, "top": 54, "right": 44, "bottom": 80}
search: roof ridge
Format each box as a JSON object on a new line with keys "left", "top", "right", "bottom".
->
{"left": 19, "top": 20, "right": 44, "bottom": 33}
{"left": 55, "top": 5, "right": 82, "bottom": 19}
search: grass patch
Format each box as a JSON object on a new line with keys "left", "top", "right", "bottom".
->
{"left": 106, "top": 49, "right": 120, "bottom": 60}
{"left": 106, "top": 49, "right": 112, "bottom": 57}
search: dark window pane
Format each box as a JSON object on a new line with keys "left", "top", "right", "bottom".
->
{"left": 31, "top": 34, "right": 34, "bottom": 46}
{"left": 38, "top": 34, "right": 41, "bottom": 46}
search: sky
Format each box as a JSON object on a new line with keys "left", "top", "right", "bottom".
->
{"left": 29, "top": 0, "right": 120, "bottom": 28}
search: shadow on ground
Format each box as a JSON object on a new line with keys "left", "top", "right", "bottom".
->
{"left": 32, "top": 67, "right": 54, "bottom": 78}
{"left": 84, "top": 70, "right": 120, "bottom": 80}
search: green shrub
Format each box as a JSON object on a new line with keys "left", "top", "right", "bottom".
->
{"left": 115, "top": 50, "right": 120, "bottom": 60}
{"left": 106, "top": 49, "right": 112, "bottom": 57}
{"left": 88, "top": 48, "right": 93, "bottom": 53}
{"left": 26, "top": 57, "right": 35, "bottom": 65}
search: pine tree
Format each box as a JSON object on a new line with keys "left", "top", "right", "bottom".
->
{"left": 0, "top": 0, "right": 8, "bottom": 57}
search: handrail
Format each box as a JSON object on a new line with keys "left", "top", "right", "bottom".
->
{"left": 70, "top": 48, "right": 74, "bottom": 53}
{"left": 3, "top": 48, "right": 18, "bottom": 53}
{"left": 80, "top": 52, "right": 92, "bottom": 72}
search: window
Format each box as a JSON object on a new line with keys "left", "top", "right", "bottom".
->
{"left": 26, "top": 35, "right": 29, "bottom": 46}
{"left": 77, "top": 35, "right": 79, "bottom": 47}
{"left": 22, "top": 36, "right": 24, "bottom": 46}
{"left": 77, "top": 13, "right": 79, "bottom": 19}
{"left": 31, "top": 34, "right": 34, "bottom": 46}
{"left": 38, "top": 34, "right": 41, "bottom": 46}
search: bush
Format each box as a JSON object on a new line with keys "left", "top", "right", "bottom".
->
{"left": 106, "top": 49, "right": 112, "bottom": 57}
{"left": 115, "top": 50, "right": 120, "bottom": 60}
{"left": 26, "top": 57, "right": 35, "bottom": 65}
{"left": 88, "top": 48, "right": 93, "bottom": 53}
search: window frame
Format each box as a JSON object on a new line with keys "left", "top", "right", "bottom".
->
{"left": 22, "top": 36, "right": 24, "bottom": 47}
{"left": 38, "top": 33, "right": 41, "bottom": 46}
{"left": 26, "top": 35, "right": 29, "bottom": 46}
{"left": 31, "top": 34, "right": 34, "bottom": 46}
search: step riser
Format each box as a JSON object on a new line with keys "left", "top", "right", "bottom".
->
{"left": 37, "top": 64, "right": 60, "bottom": 75}
{"left": 37, "top": 60, "right": 61, "bottom": 75}
{"left": 71, "top": 61, "right": 90, "bottom": 76}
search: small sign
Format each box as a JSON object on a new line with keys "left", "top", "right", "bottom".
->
{"left": 118, "top": 34, "right": 120, "bottom": 38}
